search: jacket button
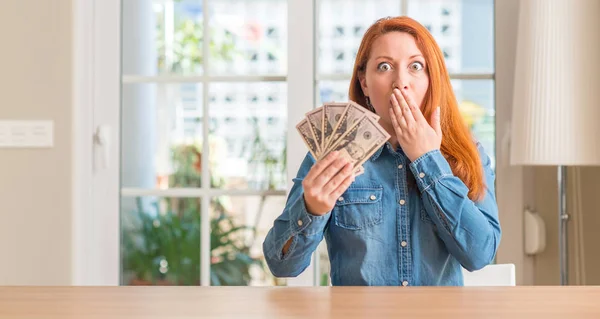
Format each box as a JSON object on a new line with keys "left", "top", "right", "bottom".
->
{"left": 370, "top": 195, "right": 376, "bottom": 200}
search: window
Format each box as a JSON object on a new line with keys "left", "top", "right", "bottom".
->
{"left": 116, "top": 0, "right": 494, "bottom": 287}
{"left": 120, "top": 0, "right": 288, "bottom": 287}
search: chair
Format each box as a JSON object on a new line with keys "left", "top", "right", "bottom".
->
{"left": 462, "top": 263, "right": 516, "bottom": 286}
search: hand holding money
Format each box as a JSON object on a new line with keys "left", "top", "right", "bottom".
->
{"left": 301, "top": 151, "right": 355, "bottom": 216}
{"left": 296, "top": 101, "right": 390, "bottom": 177}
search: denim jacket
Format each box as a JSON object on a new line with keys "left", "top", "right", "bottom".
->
{"left": 263, "top": 142, "right": 501, "bottom": 286}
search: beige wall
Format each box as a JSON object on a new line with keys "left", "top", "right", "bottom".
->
{"left": 495, "top": 0, "right": 600, "bottom": 286}
{"left": 0, "top": 0, "right": 72, "bottom": 285}
{"left": 533, "top": 167, "right": 600, "bottom": 285}
{"left": 578, "top": 167, "right": 600, "bottom": 285}
{"left": 494, "top": 0, "right": 536, "bottom": 285}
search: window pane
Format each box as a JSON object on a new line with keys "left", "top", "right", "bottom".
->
{"left": 210, "top": 195, "right": 287, "bottom": 286}
{"left": 452, "top": 79, "right": 495, "bottom": 169}
{"left": 209, "top": 82, "right": 287, "bottom": 191}
{"left": 317, "top": 242, "right": 331, "bottom": 286}
{"left": 122, "top": 0, "right": 204, "bottom": 76}
{"left": 121, "top": 196, "right": 201, "bottom": 286}
{"left": 407, "top": 0, "right": 494, "bottom": 74}
{"left": 317, "top": 80, "right": 350, "bottom": 106}
{"left": 318, "top": 0, "right": 401, "bottom": 75}
{"left": 120, "top": 195, "right": 288, "bottom": 287}
{"left": 209, "top": 0, "right": 287, "bottom": 75}
{"left": 121, "top": 83, "right": 203, "bottom": 189}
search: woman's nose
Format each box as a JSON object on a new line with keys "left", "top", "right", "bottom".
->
{"left": 392, "top": 82, "right": 409, "bottom": 91}
{"left": 393, "top": 73, "right": 409, "bottom": 90}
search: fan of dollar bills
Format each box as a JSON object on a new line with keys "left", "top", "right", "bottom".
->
{"left": 296, "top": 101, "right": 390, "bottom": 176}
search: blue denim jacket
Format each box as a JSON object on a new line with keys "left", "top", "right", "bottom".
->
{"left": 263, "top": 142, "right": 501, "bottom": 286}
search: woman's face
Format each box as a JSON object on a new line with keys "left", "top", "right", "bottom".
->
{"left": 359, "top": 31, "right": 429, "bottom": 128}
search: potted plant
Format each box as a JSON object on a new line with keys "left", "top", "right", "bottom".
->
{"left": 122, "top": 197, "right": 263, "bottom": 286}
{"left": 121, "top": 143, "right": 265, "bottom": 286}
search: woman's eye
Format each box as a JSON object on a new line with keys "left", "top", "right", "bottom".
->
{"left": 409, "top": 62, "right": 424, "bottom": 71}
{"left": 377, "top": 62, "right": 392, "bottom": 71}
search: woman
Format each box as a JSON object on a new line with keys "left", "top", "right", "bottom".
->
{"left": 262, "top": 16, "right": 501, "bottom": 286}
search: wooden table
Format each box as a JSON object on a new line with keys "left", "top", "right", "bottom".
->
{"left": 1, "top": 286, "right": 599, "bottom": 318}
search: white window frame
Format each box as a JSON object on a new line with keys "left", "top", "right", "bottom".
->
{"left": 72, "top": 0, "right": 531, "bottom": 286}
{"left": 72, "top": 0, "right": 121, "bottom": 285}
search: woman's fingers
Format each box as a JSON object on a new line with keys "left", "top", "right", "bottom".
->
{"left": 390, "top": 92, "right": 408, "bottom": 128}
{"left": 401, "top": 88, "right": 426, "bottom": 123}
{"left": 322, "top": 162, "right": 354, "bottom": 195}
{"left": 394, "top": 89, "right": 415, "bottom": 126}
{"left": 304, "top": 151, "right": 340, "bottom": 183}
{"left": 329, "top": 173, "right": 356, "bottom": 202}
{"left": 313, "top": 157, "right": 350, "bottom": 189}
{"left": 389, "top": 108, "right": 403, "bottom": 138}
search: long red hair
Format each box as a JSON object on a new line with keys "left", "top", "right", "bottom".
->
{"left": 349, "top": 16, "right": 485, "bottom": 201}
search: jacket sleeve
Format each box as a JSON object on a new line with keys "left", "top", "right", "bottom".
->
{"left": 409, "top": 142, "right": 501, "bottom": 271}
{"left": 262, "top": 152, "right": 331, "bottom": 277}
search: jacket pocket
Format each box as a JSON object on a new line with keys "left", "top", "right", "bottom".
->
{"left": 333, "top": 186, "right": 383, "bottom": 230}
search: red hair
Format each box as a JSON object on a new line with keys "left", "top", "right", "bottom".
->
{"left": 349, "top": 16, "right": 485, "bottom": 201}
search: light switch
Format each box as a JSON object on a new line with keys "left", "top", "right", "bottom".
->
{"left": 0, "top": 120, "right": 54, "bottom": 148}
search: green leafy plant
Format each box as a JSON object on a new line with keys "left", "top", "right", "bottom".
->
{"left": 122, "top": 198, "right": 201, "bottom": 285}
{"left": 121, "top": 197, "right": 261, "bottom": 286}
{"left": 210, "top": 207, "right": 261, "bottom": 285}
{"left": 121, "top": 143, "right": 265, "bottom": 286}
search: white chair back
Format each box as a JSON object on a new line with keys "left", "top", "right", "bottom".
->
{"left": 462, "top": 263, "right": 516, "bottom": 286}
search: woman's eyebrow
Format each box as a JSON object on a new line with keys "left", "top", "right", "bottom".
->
{"left": 374, "top": 54, "right": 423, "bottom": 60}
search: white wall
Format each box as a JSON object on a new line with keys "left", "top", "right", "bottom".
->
{"left": 0, "top": 0, "right": 73, "bottom": 285}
